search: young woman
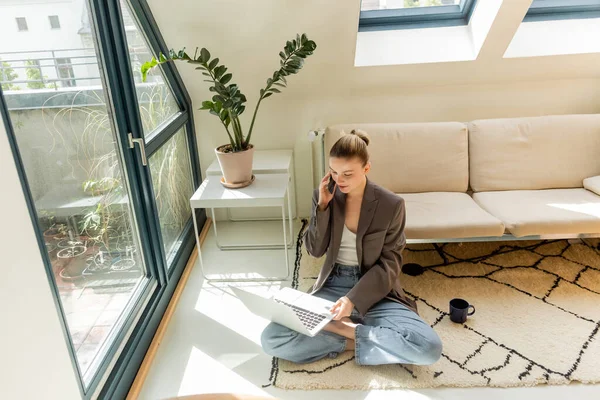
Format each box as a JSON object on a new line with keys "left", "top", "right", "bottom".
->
{"left": 261, "top": 129, "right": 443, "bottom": 366}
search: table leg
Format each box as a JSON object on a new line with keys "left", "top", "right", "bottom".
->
{"left": 282, "top": 203, "right": 290, "bottom": 279}
{"left": 287, "top": 179, "right": 293, "bottom": 247}
{"left": 211, "top": 208, "right": 226, "bottom": 250}
{"left": 210, "top": 208, "right": 219, "bottom": 240}
{"left": 191, "top": 207, "right": 208, "bottom": 280}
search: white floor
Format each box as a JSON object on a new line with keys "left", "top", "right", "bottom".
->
{"left": 138, "top": 219, "right": 600, "bottom": 400}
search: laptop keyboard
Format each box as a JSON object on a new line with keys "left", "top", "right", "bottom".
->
{"left": 274, "top": 299, "right": 329, "bottom": 331}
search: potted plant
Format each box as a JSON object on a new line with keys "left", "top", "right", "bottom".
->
{"left": 140, "top": 33, "right": 317, "bottom": 187}
{"left": 79, "top": 182, "right": 128, "bottom": 256}
{"left": 82, "top": 177, "right": 121, "bottom": 196}
{"left": 43, "top": 221, "right": 68, "bottom": 242}
{"left": 40, "top": 211, "right": 67, "bottom": 241}
{"left": 57, "top": 235, "right": 98, "bottom": 281}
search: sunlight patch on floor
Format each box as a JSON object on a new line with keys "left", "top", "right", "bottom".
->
{"left": 177, "top": 346, "right": 274, "bottom": 397}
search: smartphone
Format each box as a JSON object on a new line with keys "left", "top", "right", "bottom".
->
{"left": 327, "top": 176, "right": 336, "bottom": 193}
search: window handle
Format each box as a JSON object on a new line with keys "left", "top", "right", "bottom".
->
{"left": 128, "top": 133, "right": 147, "bottom": 166}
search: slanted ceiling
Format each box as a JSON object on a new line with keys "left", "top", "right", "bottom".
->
{"left": 146, "top": 0, "right": 600, "bottom": 97}
{"left": 147, "top": 0, "right": 600, "bottom": 217}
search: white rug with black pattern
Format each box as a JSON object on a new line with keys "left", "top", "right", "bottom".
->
{"left": 263, "top": 219, "right": 600, "bottom": 390}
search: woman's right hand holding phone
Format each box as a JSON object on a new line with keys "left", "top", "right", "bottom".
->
{"left": 318, "top": 172, "right": 336, "bottom": 211}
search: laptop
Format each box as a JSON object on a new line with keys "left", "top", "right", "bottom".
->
{"left": 230, "top": 286, "right": 336, "bottom": 337}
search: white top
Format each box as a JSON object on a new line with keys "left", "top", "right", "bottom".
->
{"left": 190, "top": 173, "right": 289, "bottom": 209}
{"left": 336, "top": 224, "right": 359, "bottom": 266}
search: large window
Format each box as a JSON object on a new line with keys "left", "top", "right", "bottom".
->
{"left": 0, "top": 0, "right": 200, "bottom": 398}
{"left": 359, "top": 0, "right": 477, "bottom": 31}
{"left": 524, "top": 0, "right": 600, "bottom": 22}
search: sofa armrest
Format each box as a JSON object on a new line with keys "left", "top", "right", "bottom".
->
{"left": 583, "top": 176, "right": 600, "bottom": 196}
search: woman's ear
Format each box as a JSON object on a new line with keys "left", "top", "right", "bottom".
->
{"left": 364, "top": 161, "right": 371, "bottom": 174}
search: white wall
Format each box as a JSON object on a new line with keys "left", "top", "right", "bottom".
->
{"left": 0, "top": 119, "right": 81, "bottom": 398}
{"left": 145, "top": 0, "right": 600, "bottom": 217}
{"left": 0, "top": 0, "right": 97, "bottom": 88}
{"left": 0, "top": 0, "right": 85, "bottom": 53}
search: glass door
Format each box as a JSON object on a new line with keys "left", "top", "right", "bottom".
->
{"left": 0, "top": 4, "right": 154, "bottom": 391}
{"left": 115, "top": 0, "right": 195, "bottom": 270}
{"left": 0, "top": 0, "right": 200, "bottom": 396}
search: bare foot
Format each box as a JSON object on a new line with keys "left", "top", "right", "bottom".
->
{"left": 345, "top": 338, "right": 355, "bottom": 351}
{"left": 338, "top": 316, "right": 359, "bottom": 329}
{"left": 323, "top": 317, "right": 361, "bottom": 340}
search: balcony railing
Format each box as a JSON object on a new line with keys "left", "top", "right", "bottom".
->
{"left": 0, "top": 47, "right": 153, "bottom": 90}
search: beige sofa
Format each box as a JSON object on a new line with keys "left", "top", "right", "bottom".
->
{"left": 321, "top": 114, "right": 600, "bottom": 242}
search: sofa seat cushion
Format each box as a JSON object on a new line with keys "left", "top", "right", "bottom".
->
{"left": 398, "top": 192, "right": 505, "bottom": 239}
{"left": 472, "top": 189, "right": 600, "bottom": 237}
{"left": 583, "top": 176, "right": 600, "bottom": 196}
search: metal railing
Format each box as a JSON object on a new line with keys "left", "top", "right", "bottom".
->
{"left": 0, "top": 47, "right": 153, "bottom": 90}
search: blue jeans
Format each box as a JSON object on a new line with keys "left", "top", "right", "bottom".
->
{"left": 260, "top": 263, "right": 443, "bottom": 365}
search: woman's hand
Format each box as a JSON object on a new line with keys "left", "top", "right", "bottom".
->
{"left": 330, "top": 296, "right": 354, "bottom": 320}
{"left": 318, "top": 171, "right": 336, "bottom": 211}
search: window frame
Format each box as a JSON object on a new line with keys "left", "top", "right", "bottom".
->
{"left": 92, "top": 1, "right": 202, "bottom": 397}
{"left": 16, "top": 17, "right": 28, "bottom": 32}
{"left": 55, "top": 57, "right": 76, "bottom": 87}
{"left": 49, "top": 15, "right": 61, "bottom": 29}
{"left": 358, "top": 0, "right": 477, "bottom": 32}
{"left": 524, "top": 0, "right": 600, "bottom": 22}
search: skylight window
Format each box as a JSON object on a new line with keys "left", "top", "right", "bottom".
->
{"left": 524, "top": 0, "right": 600, "bottom": 22}
{"left": 359, "top": 0, "right": 477, "bottom": 31}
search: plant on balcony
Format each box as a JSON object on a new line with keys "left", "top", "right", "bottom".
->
{"left": 0, "top": 60, "right": 20, "bottom": 91}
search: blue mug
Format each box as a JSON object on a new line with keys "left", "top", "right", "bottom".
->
{"left": 449, "top": 298, "right": 475, "bottom": 323}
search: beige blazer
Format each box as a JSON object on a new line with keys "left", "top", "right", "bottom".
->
{"left": 304, "top": 177, "right": 419, "bottom": 317}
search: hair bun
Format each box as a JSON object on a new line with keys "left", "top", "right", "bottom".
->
{"left": 350, "top": 129, "right": 370, "bottom": 146}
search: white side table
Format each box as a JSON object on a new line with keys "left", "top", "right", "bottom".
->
{"left": 190, "top": 173, "right": 293, "bottom": 282}
{"left": 206, "top": 149, "right": 296, "bottom": 221}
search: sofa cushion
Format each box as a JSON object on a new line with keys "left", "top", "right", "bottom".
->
{"left": 473, "top": 189, "right": 600, "bottom": 237}
{"left": 468, "top": 114, "right": 600, "bottom": 192}
{"left": 325, "top": 123, "right": 469, "bottom": 193}
{"left": 583, "top": 175, "right": 600, "bottom": 197}
{"left": 398, "top": 192, "right": 505, "bottom": 239}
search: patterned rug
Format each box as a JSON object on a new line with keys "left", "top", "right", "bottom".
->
{"left": 264, "top": 219, "right": 600, "bottom": 390}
